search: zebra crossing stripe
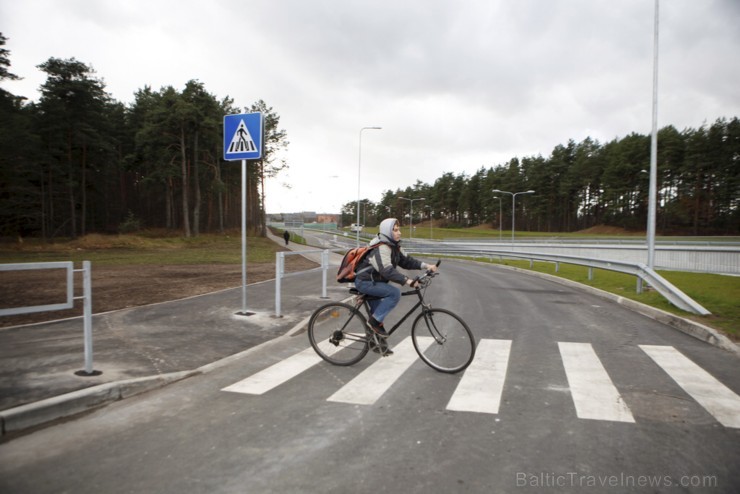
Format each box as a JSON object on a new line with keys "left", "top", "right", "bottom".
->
{"left": 640, "top": 345, "right": 740, "bottom": 428}
{"left": 327, "top": 336, "right": 432, "bottom": 405}
{"left": 219, "top": 339, "right": 739, "bottom": 428}
{"left": 558, "top": 342, "right": 635, "bottom": 423}
{"left": 221, "top": 345, "right": 331, "bottom": 395}
{"left": 446, "top": 339, "right": 511, "bottom": 414}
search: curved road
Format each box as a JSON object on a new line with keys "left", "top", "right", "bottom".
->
{"left": 1, "top": 260, "right": 738, "bottom": 493}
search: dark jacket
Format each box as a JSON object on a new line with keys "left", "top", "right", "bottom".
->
{"left": 355, "top": 239, "right": 424, "bottom": 285}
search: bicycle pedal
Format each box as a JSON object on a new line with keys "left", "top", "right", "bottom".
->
{"left": 369, "top": 339, "right": 393, "bottom": 356}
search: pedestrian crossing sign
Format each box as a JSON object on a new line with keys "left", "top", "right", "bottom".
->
{"left": 223, "top": 112, "right": 263, "bottom": 161}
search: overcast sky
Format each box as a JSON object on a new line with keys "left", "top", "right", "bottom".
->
{"left": 2, "top": 0, "right": 739, "bottom": 215}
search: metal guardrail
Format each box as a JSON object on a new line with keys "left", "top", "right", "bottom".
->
{"left": 432, "top": 241, "right": 740, "bottom": 275}
{"left": 279, "top": 235, "right": 714, "bottom": 315}
{"left": 440, "top": 238, "right": 740, "bottom": 246}
{"left": 0, "top": 261, "right": 99, "bottom": 375}
{"left": 406, "top": 247, "right": 711, "bottom": 316}
{"left": 301, "top": 229, "right": 740, "bottom": 274}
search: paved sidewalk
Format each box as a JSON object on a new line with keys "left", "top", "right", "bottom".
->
{"left": 0, "top": 232, "right": 347, "bottom": 436}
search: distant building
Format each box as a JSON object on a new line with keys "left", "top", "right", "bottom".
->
{"left": 267, "top": 211, "right": 340, "bottom": 225}
{"left": 317, "top": 214, "right": 340, "bottom": 224}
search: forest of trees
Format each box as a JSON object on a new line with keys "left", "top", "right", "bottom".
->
{"left": 343, "top": 118, "right": 740, "bottom": 235}
{"left": 0, "top": 34, "right": 287, "bottom": 240}
{"left": 1, "top": 34, "right": 738, "bottom": 239}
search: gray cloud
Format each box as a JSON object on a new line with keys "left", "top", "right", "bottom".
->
{"left": 1, "top": 0, "right": 738, "bottom": 213}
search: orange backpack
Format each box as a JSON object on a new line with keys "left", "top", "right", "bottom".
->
{"left": 336, "top": 243, "right": 382, "bottom": 283}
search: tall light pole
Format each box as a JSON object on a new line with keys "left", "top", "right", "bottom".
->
{"left": 357, "top": 126, "right": 382, "bottom": 246}
{"left": 492, "top": 189, "right": 535, "bottom": 242}
{"left": 493, "top": 196, "right": 502, "bottom": 241}
{"left": 425, "top": 205, "right": 433, "bottom": 240}
{"left": 398, "top": 196, "right": 425, "bottom": 242}
{"left": 647, "top": 0, "right": 659, "bottom": 271}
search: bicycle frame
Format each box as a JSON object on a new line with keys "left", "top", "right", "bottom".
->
{"left": 354, "top": 288, "right": 428, "bottom": 338}
{"left": 309, "top": 261, "right": 475, "bottom": 373}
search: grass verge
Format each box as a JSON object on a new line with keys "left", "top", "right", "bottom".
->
{"left": 0, "top": 232, "right": 276, "bottom": 266}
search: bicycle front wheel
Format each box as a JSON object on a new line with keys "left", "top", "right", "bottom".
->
{"left": 411, "top": 308, "right": 475, "bottom": 374}
{"left": 308, "top": 302, "right": 369, "bottom": 366}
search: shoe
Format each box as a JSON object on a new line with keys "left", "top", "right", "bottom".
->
{"left": 369, "top": 339, "right": 394, "bottom": 356}
{"left": 365, "top": 317, "right": 388, "bottom": 338}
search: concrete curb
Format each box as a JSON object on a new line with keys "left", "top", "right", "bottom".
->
{"left": 0, "top": 371, "right": 196, "bottom": 436}
{"left": 0, "top": 313, "right": 314, "bottom": 438}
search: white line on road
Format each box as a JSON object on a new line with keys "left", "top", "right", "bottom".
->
{"left": 640, "top": 345, "right": 740, "bottom": 428}
{"left": 558, "top": 342, "right": 635, "bottom": 423}
{"left": 446, "top": 339, "right": 512, "bottom": 414}
{"left": 327, "top": 337, "right": 431, "bottom": 405}
{"left": 221, "top": 345, "right": 330, "bottom": 395}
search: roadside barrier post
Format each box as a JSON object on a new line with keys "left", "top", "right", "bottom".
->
{"left": 321, "top": 249, "right": 329, "bottom": 299}
{"left": 74, "top": 261, "right": 100, "bottom": 376}
{"left": 275, "top": 252, "right": 285, "bottom": 318}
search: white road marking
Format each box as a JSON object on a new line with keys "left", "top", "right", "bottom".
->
{"left": 327, "top": 336, "right": 431, "bottom": 405}
{"left": 220, "top": 337, "right": 739, "bottom": 429}
{"left": 446, "top": 339, "right": 512, "bottom": 414}
{"left": 221, "top": 345, "right": 331, "bottom": 395}
{"left": 640, "top": 345, "right": 740, "bottom": 428}
{"left": 558, "top": 342, "right": 635, "bottom": 423}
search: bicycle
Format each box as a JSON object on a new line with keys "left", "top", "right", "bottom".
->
{"left": 307, "top": 261, "right": 476, "bottom": 374}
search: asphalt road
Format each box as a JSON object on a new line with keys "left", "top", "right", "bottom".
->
{"left": 1, "top": 260, "right": 738, "bottom": 493}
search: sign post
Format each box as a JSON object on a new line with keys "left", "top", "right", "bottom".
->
{"left": 224, "top": 112, "right": 263, "bottom": 315}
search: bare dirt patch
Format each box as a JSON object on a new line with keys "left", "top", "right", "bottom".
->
{"left": 0, "top": 256, "right": 317, "bottom": 328}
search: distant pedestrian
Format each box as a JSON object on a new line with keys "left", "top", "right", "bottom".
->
{"left": 283, "top": 230, "right": 290, "bottom": 245}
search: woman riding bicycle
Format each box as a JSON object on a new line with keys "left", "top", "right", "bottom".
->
{"left": 354, "top": 218, "right": 438, "bottom": 341}
{"left": 309, "top": 219, "right": 473, "bottom": 371}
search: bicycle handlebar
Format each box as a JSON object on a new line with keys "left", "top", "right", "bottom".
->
{"left": 412, "top": 259, "right": 441, "bottom": 289}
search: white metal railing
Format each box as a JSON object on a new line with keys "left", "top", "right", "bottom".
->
{"left": 304, "top": 230, "right": 740, "bottom": 274}
{"left": 0, "top": 261, "right": 98, "bottom": 375}
{"left": 273, "top": 241, "right": 715, "bottom": 316}
{"left": 431, "top": 241, "right": 740, "bottom": 275}
{"left": 0, "top": 261, "right": 75, "bottom": 316}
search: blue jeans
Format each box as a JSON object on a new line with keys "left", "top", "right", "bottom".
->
{"left": 354, "top": 279, "right": 401, "bottom": 323}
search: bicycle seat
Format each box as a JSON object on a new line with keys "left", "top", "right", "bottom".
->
{"left": 349, "top": 288, "right": 382, "bottom": 301}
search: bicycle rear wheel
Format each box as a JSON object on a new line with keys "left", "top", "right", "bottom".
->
{"left": 308, "top": 302, "right": 369, "bottom": 366}
{"left": 411, "top": 308, "right": 475, "bottom": 374}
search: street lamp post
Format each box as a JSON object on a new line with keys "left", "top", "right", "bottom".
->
{"left": 357, "top": 126, "right": 382, "bottom": 246}
{"left": 491, "top": 189, "right": 535, "bottom": 242}
{"left": 425, "top": 205, "right": 433, "bottom": 240}
{"left": 647, "top": 0, "right": 659, "bottom": 271}
{"left": 493, "top": 196, "right": 502, "bottom": 241}
{"left": 398, "top": 196, "right": 425, "bottom": 242}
